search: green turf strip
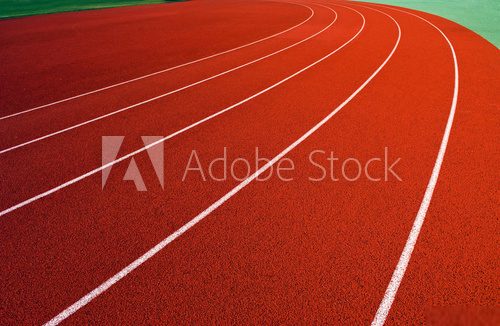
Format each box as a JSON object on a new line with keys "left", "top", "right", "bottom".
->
{"left": 0, "top": 0, "right": 181, "bottom": 19}
{"left": 359, "top": 0, "right": 499, "bottom": 48}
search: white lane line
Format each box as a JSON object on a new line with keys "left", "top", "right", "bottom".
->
{"left": 0, "top": 4, "right": 335, "bottom": 155}
{"left": 370, "top": 4, "right": 459, "bottom": 326}
{"left": 0, "top": 2, "right": 345, "bottom": 217}
{"left": 0, "top": 2, "right": 314, "bottom": 122}
{"left": 44, "top": 5, "right": 401, "bottom": 325}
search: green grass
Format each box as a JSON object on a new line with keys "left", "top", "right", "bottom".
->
{"left": 0, "top": 0, "right": 179, "bottom": 19}
{"left": 359, "top": 0, "right": 499, "bottom": 48}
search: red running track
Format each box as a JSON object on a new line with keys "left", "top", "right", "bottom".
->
{"left": 0, "top": 0, "right": 498, "bottom": 324}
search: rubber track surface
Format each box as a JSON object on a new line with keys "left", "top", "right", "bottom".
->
{"left": 0, "top": 0, "right": 498, "bottom": 324}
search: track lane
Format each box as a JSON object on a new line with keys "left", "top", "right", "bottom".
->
{"left": 0, "top": 3, "right": 384, "bottom": 323}
{"left": 43, "top": 3, "right": 407, "bottom": 324}
{"left": 62, "top": 2, "right": 469, "bottom": 323}
{"left": 370, "top": 4, "right": 459, "bottom": 325}
{"left": 362, "top": 4, "right": 499, "bottom": 324}
{"left": 0, "top": 2, "right": 342, "bottom": 214}
{"left": 0, "top": 2, "right": 315, "bottom": 121}
{"left": 0, "top": 0, "right": 310, "bottom": 116}
{"left": 0, "top": 3, "right": 336, "bottom": 154}
{"left": 47, "top": 1, "right": 476, "bottom": 322}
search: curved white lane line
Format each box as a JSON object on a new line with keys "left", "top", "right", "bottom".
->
{"left": 0, "top": 2, "right": 314, "bottom": 121}
{"left": 0, "top": 4, "right": 334, "bottom": 155}
{"left": 369, "top": 4, "right": 459, "bottom": 326}
{"left": 0, "top": 2, "right": 343, "bottom": 217}
{"left": 44, "top": 4, "right": 401, "bottom": 324}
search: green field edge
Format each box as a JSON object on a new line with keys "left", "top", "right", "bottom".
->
{"left": 0, "top": 0, "right": 184, "bottom": 20}
{"left": 358, "top": 0, "right": 499, "bottom": 48}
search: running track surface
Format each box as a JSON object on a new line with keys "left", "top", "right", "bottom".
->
{"left": 0, "top": 0, "right": 498, "bottom": 324}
